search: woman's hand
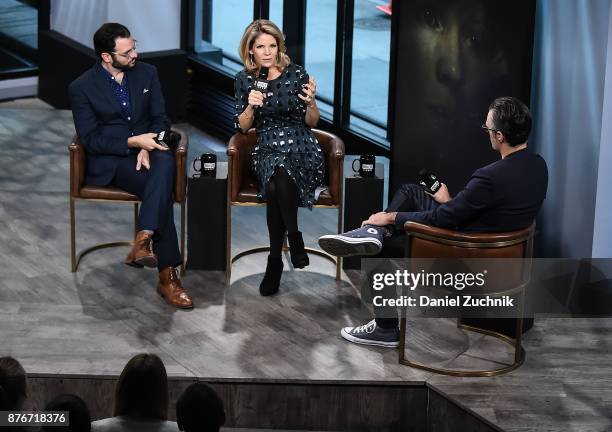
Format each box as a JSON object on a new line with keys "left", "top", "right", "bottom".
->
{"left": 248, "top": 90, "right": 266, "bottom": 108}
{"left": 298, "top": 77, "right": 317, "bottom": 107}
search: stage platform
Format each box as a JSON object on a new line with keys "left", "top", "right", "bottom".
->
{"left": 1, "top": 100, "right": 612, "bottom": 431}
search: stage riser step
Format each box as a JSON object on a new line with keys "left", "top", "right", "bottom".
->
{"left": 26, "top": 375, "right": 500, "bottom": 432}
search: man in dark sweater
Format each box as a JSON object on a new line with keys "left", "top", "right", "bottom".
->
{"left": 319, "top": 97, "right": 548, "bottom": 347}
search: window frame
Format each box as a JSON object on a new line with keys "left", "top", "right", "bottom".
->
{"left": 186, "top": 0, "right": 392, "bottom": 155}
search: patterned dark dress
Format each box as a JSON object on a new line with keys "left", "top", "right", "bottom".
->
{"left": 234, "top": 63, "right": 325, "bottom": 208}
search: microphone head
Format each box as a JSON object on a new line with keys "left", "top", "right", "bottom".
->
{"left": 418, "top": 169, "right": 430, "bottom": 179}
{"left": 258, "top": 67, "right": 269, "bottom": 80}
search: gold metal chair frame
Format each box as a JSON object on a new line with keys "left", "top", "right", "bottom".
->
{"left": 69, "top": 198, "right": 185, "bottom": 274}
{"left": 398, "top": 225, "right": 534, "bottom": 377}
{"left": 225, "top": 198, "right": 343, "bottom": 281}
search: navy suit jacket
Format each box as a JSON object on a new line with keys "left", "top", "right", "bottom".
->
{"left": 68, "top": 62, "right": 170, "bottom": 186}
{"left": 396, "top": 149, "right": 548, "bottom": 232}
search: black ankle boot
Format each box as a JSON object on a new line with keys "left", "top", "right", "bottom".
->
{"left": 259, "top": 255, "right": 283, "bottom": 296}
{"left": 288, "top": 231, "right": 309, "bottom": 269}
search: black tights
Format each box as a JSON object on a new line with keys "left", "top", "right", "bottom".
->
{"left": 265, "top": 166, "right": 300, "bottom": 258}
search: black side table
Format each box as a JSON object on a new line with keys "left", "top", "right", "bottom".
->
{"left": 186, "top": 162, "right": 227, "bottom": 270}
{"left": 343, "top": 163, "right": 384, "bottom": 269}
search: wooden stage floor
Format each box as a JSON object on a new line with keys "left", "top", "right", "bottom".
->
{"left": 1, "top": 100, "right": 611, "bottom": 431}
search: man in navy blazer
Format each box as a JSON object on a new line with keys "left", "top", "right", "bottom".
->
{"left": 319, "top": 97, "right": 548, "bottom": 347}
{"left": 69, "top": 23, "right": 193, "bottom": 309}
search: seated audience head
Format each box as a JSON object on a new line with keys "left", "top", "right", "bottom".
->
{"left": 41, "top": 394, "right": 91, "bottom": 432}
{"left": 486, "top": 97, "right": 532, "bottom": 149}
{"left": 176, "top": 383, "right": 225, "bottom": 432}
{"left": 93, "top": 22, "right": 137, "bottom": 70}
{"left": 114, "top": 353, "right": 169, "bottom": 420}
{"left": 0, "top": 357, "right": 27, "bottom": 411}
{"left": 239, "top": 19, "right": 290, "bottom": 73}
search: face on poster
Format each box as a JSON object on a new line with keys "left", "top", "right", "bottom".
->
{"left": 396, "top": 0, "right": 534, "bottom": 190}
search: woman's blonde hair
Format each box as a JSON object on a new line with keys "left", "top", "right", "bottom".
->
{"left": 238, "top": 19, "right": 291, "bottom": 73}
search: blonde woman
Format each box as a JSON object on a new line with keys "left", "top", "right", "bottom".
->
{"left": 234, "top": 19, "right": 323, "bottom": 296}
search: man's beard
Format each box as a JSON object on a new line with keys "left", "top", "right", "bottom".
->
{"left": 111, "top": 57, "right": 135, "bottom": 71}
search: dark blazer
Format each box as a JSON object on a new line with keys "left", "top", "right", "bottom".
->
{"left": 396, "top": 149, "right": 548, "bottom": 232}
{"left": 68, "top": 62, "right": 170, "bottom": 186}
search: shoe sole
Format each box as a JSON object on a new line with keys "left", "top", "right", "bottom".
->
{"left": 291, "top": 258, "right": 309, "bottom": 269}
{"left": 340, "top": 328, "right": 399, "bottom": 348}
{"left": 132, "top": 256, "right": 158, "bottom": 268}
{"left": 318, "top": 235, "right": 382, "bottom": 257}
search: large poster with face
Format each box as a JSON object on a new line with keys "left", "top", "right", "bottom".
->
{"left": 389, "top": 0, "right": 536, "bottom": 195}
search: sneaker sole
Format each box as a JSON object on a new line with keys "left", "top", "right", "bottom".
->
{"left": 340, "top": 328, "right": 399, "bottom": 348}
{"left": 318, "top": 235, "right": 382, "bottom": 257}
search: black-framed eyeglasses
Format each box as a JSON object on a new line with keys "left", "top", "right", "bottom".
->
{"left": 111, "top": 40, "right": 138, "bottom": 58}
{"left": 481, "top": 124, "right": 498, "bottom": 133}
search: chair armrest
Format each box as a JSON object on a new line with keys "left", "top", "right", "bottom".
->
{"left": 172, "top": 127, "right": 188, "bottom": 203}
{"left": 313, "top": 129, "right": 345, "bottom": 205}
{"left": 404, "top": 221, "right": 534, "bottom": 245}
{"left": 227, "top": 130, "right": 255, "bottom": 202}
{"left": 69, "top": 135, "right": 86, "bottom": 198}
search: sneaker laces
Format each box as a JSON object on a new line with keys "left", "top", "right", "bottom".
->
{"left": 351, "top": 320, "right": 376, "bottom": 334}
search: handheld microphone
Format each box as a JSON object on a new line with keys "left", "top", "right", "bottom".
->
{"left": 154, "top": 130, "right": 180, "bottom": 150}
{"left": 418, "top": 169, "right": 442, "bottom": 194}
{"left": 253, "top": 67, "right": 269, "bottom": 94}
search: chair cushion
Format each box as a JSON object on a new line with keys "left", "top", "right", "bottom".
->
{"left": 79, "top": 185, "right": 140, "bottom": 201}
{"left": 235, "top": 184, "right": 334, "bottom": 206}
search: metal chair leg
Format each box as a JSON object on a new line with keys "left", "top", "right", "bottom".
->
{"left": 180, "top": 201, "right": 186, "bottom": 275}
{"left": 226, "top": 201, "right": 232, "bottom": 282}
{"left": 335, "top": 202, "right": 343, "bottom": 281}
{"left": 133, "top": 203, "right": 139, "bottom": 237}
{"left": 70, "top": 198, "right": 76, "bottom": 272}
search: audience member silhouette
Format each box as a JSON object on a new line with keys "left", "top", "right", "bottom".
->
{"left": 41, "top": 394, "right": 91, "bottom": 432}
{"left": 91, "top": 353, "right": 179, "bottom": 432}
{"left": 0, "top": 357, "right": 27, "bottom": 411}
{"left": 176, "top": 383, "right": 225, "bottom": 432}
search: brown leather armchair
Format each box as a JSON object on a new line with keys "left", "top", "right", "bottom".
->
{"left": 226, "top": 128, "right": 345, "bottom": 280}
{"left": 69, "top": 129, "right": 188, "bottom": 273}
{"left": 399, "top": 221, "right": 535, "bottom": 376}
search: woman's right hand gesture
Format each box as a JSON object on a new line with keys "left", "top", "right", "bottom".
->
{"left": 248, "top": 90, "right": 266, "bottom": 108}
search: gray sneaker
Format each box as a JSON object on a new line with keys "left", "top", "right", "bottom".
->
{"left": 340, "top": 319, "right": 400, "bottom": 348}
{"left": 318, "top": 225, "right": 385, "bottom": 257}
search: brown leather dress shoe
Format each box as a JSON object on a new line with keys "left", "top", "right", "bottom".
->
{"left": 158, "top": 267, "right": 194, "bottom": 309}
{"left": 126, "top": 230, "right": 158, "bottom": 268}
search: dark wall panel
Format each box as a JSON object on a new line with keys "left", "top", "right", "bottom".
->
{"left": 389, "top": 0, "right": 536, "bottom": 195}
{"left": 38, "top": 30, "right": 187, "bottom": 122}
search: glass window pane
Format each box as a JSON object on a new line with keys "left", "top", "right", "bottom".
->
{"left": 208, "top": 0, "right": 254, "bottom": 67}
{"left": 269, "top": 0, "right": 283, "bottom": 30}
{"left": 350, "top": 1, "right": 391, "bottom": 129}
{"left": 305, "top": 0, "right": 337, "bottom": 106}
{"left": 0, "top": 0, "right": 38, "bottom": 76}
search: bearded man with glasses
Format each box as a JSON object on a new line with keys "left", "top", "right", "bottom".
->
{"left": 68, "top": 23, "right": 193, "bottom": 309}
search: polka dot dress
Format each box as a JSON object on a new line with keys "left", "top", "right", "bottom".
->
{"left": 234, "top": 63, "right": 325, "bottom": 208}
